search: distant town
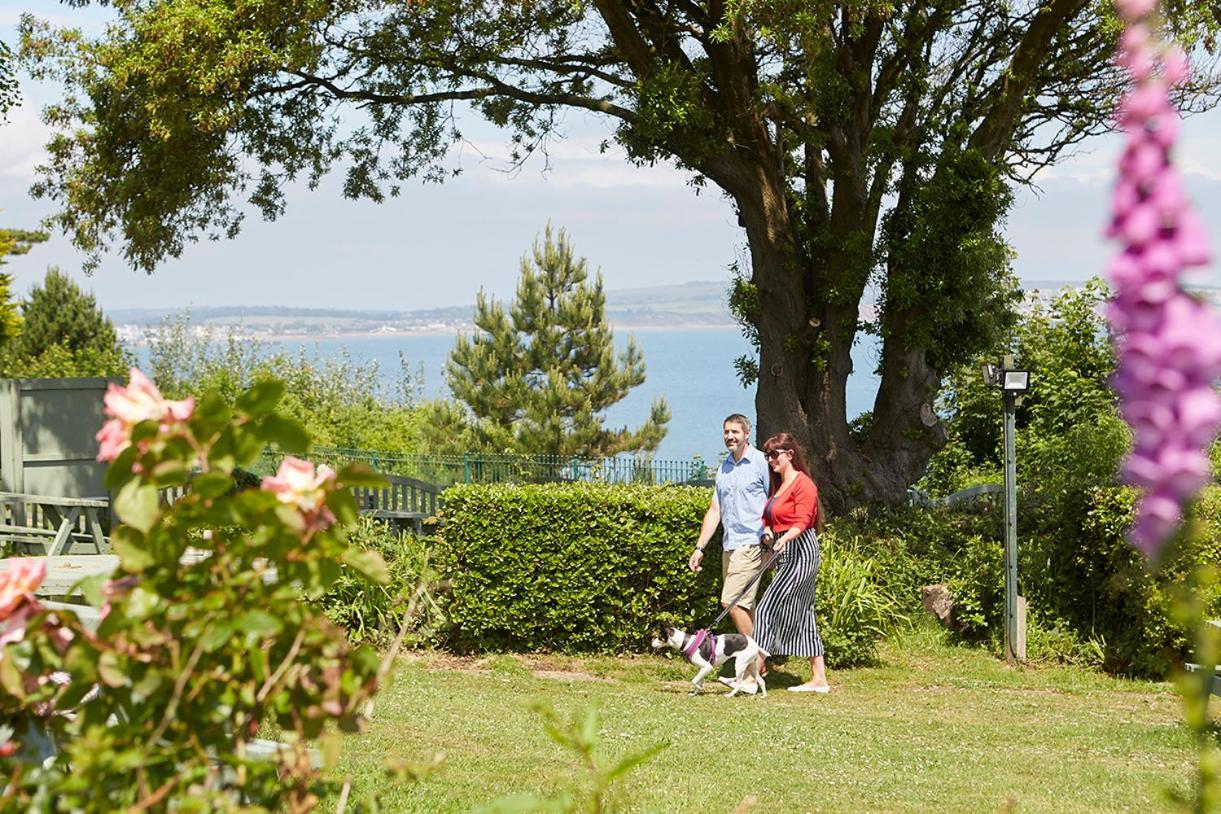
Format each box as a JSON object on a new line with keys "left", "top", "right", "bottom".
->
{"left": 111, "top": 278, "right": 1221, "bottom": 342}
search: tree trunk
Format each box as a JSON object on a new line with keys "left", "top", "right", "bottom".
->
{"left": 731, "top": 163, "right": 946, "bottom": 515}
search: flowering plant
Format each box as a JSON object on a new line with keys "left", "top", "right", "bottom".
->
{"left": 0, "top": 372, "right": 394, "bottom": 812}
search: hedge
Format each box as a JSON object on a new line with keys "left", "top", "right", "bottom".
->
{"left": 435, "top": 483, "right": 721, "bottom": 653}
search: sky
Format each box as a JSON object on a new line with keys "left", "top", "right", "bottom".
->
{"left": 1, "top": 1, "right": 1219, "bottom": 313}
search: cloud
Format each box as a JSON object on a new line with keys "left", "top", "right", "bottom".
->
{"left": 0, "top": 101, "right": 49, "bottom": 181}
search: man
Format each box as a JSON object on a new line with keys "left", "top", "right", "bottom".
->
{"left": 688, "top": 414, "right": 771, "bottom": 641}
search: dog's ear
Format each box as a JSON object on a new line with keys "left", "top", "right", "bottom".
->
{"left": 660, "top": 622, "right": 675, "bottom": 638}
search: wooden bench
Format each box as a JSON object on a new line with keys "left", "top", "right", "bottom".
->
{"left": 0, "top": 493, "right": 110, "bottom": 556}
{"left": 352, "top": 474, "right": 440, "bottom": 533}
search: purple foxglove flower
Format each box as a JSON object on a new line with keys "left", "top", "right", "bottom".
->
{"left": 1107, "top": 0, "right": 1221, "bottom": 556}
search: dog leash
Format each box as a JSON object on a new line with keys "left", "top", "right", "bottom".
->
{"left": 705, "top": 544, "right": 783, "bottom": 630}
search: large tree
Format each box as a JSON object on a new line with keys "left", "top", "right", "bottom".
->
{"left": 17, "top": 0, "right": 1220, "bottom": 508}
{"left": 445, "top": 224, "right": 670, "bottom": 457}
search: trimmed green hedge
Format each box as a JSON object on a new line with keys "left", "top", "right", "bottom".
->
{"left": 435, "top": 483, "right": 721, "bottom": 652}
{"left": 433, "top": 482, "right": 905, "bottom": 665}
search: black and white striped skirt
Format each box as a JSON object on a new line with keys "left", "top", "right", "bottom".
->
{"left": 754, "top": 528, "right": 824, "bottom": 658}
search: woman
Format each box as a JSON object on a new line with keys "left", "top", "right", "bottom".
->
{"left": 753, "top": 433, "right": 830, "bottom": 693}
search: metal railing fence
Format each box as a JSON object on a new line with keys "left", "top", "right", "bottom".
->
{"left": 254, "top": 446, "right": 717, "bottom": 488}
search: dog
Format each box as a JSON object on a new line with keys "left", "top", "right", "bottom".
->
{"left": 651, "top": 622, "right": 767, "bottom": 697}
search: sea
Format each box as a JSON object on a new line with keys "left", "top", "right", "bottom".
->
{"left": 143, "top": 327, "right": 883, "bottom": 462}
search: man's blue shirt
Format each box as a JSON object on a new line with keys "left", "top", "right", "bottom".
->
{"left": 714, "top": 445, "right": 770, "bottom": 550}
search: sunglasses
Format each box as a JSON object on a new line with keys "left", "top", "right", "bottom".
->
{"left": 766, "top": 449, "right": 791, "bottom": 460}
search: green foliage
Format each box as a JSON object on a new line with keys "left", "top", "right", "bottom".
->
{"left": 319, "top": 516, "right": 446, "bottom": 648}
{"left": 0, "top": 40, "right": 17, "bottom": 120}
{"left": 0, "top": 376, "right": 399, "bottom": 810}
{"left": 831, "top": 487, "right": 1221, "bottom": 677}
{"left": 925, "top": 280, "right": 1124, "bottom": 496}
{"left": 444, "top": 225, "right": 670, "bottom": 457}
{"left": 436, "top": 482, "right": 717, "bottom": 653}
{"left": 0, "top": 228, "right": 49, "bottom": 350}
{"left": 475, "top": 702, "right": 667, "bottom": 814}
{"left": 25, "top": 0, "right": 1220, "bottom": 505}
{"left": 0, "top": 267, "right": 131, "bottom": 378}
{"left": 435, "top": 482, "right": 905, "bottom": 661}
{"left": 878, "top": 146, "right": 1022, "bottom": 372}
{"left": 815, "top": 535, "right": 910, "bottom": 668}
{"left": 148, "top": 313, "right": 430, "bottom": 452}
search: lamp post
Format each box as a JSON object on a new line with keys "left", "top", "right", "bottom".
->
{"left": 983, "top": 356, "right": 1031, "bottom": 664}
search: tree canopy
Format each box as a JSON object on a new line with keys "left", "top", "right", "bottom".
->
{"left": 17, "top": 0, "right": 1221, "bottom": 506}
{"left": 1, "top": 267, "right": 130, "bottom": 378}
{"left": 444, "top": 224, "right": 670, "bottom": 457}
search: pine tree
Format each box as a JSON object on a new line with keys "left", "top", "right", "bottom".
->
{"left": 446, "top": 225, "right": 669, "bottom": 458}
{"left": 0, "top": 228, "right": 48, "bottom": 348}
{"left": 5, "top": 267, "right": 130, "bottom": 377}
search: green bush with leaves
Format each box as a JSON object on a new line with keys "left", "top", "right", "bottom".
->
{"left": 435, "top": 482, "right": 909, "bottom": 662}
{"left": 436, "top": 482, "right": 718, "bottom": 653}
{"left": 815, "top": 535, "right": 910, "bottom": 667}
{"left": 319, "top": 516, "right": 445, "bottom": 648}
{"left": 0, "top": 373, "right": 398, "bottom": 811}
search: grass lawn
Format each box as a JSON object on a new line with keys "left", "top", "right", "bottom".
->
{"left": 332, "top": 627, "right": 1195, "bottom": 813}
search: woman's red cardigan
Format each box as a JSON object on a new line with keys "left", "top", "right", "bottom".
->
{"left": 762, "top": 472, "right": 819, "bottom": 532}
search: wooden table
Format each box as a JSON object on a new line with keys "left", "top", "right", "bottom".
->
{"left": 0, "top": 492, "right": 110, "bottom": 556}
{"left": 0, "top": 554, "right": 119, "bottom": 598}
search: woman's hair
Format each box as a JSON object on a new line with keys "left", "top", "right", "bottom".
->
{"left": 761, "top": 432, "right": 823, "bottom": 532}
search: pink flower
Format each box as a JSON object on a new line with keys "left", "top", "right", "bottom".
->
{"left": 261, "top": 457, "right": 338, "bottom": 533}
{"left": 0, "top": 559, "right": 45, "bottom": 652}
{"left": 96, "top": 368, "right": 195, "bottom": 462}
{"left": 1106, "top": 1, "right": 1221, "bottom": 556}
{"left": 0, "top": 559, "right": 45, "bottom": 620}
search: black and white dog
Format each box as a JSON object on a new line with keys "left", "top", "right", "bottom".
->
{"left": 651, "top": 623, "right": 767, "bottom": 697}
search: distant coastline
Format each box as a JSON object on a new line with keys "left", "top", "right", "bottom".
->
{"left": 112, "top": 277, "right": 1219, "bottom": 345}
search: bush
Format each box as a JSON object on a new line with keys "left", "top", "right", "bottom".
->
{"left": 434, "top": 482, "right": 910, "bottom": 662}
{"left": 435, "top": 482, "right": 720, "bottom": 652}
{"left": 318, "top": 516, "right": 446, "bottom": 648}
{"left": 816, "top": 535, "right": 910, "bottom": 667}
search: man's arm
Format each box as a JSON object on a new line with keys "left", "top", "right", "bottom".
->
{"left": 688, "top": 499, "right": 721, "bottom": 572}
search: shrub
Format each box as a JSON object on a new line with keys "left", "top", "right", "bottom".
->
{"left": 435, "top": 482, "right": 719, "bottom": 652}
{"left": 319, "top": 516, "right": 445, "bottom": 648}
{"left": 816, "top": 535, "right": 910, "bottom": 667}
{"left": 0, "top": 375, "right": 393, "bottom": 810}
{"left": 435, "top": 482, "right": 909, "bottom": 662}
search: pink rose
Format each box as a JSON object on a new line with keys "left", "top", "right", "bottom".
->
{"left": 261, "top": 457, "right": 338, "bottom": 533}
{"left": 0, "top": 558, "right": 45, "bottom": 620}
{"left": 96, "top": 368, "right": 195, "bottom": 462}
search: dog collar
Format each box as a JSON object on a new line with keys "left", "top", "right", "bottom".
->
{"left": 682, "top": 629, "right": 715, "bottom": 662}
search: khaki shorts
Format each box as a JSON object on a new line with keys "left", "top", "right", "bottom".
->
{"left": 721, "top": 544, "right": 766, "bottom": 610}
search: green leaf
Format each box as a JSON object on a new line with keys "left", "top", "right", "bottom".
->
{"left": 236, "top": 380, "right": 285, "bottom": 417}
{"left": 235, "top": 610, "right": 284, "bottom": 637}
{"left": 73, "top": 573, "right": 110, "bottom": 608}
{"left": 328, "top": 489, "right": 358, "bottom": 527}
{"left": 342, "top": 548, "right": 389, "bottom": 585}
{"left": 111, "top": 526, "right": 153, "bottom": 572}
{"left": 114, "top": 480, "right": 160, "bottom": 534}
{"left": 201, "top": 621, "right": 236, "bottom": 653}
{"left": 259, "top": 414, "right": 309, "bottom": 453}
{"left": 97, "top": 652, "right": 131, "bottom": 688}
{"left": 192, "top": 471, "right": 234, "bottom": 499}
{"left": 337, "top": 463, "right": 388, "bottom": 489}
{"left": 605, "top": 740, "right": 668, "bottom": 780}
{"left": 196, "top": 393, "right": 231, "bottom": 424}
{"left": 104, "top": 445, "right": 140, "bottom": 490}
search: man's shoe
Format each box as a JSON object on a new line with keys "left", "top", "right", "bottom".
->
{"left": 717, "top": 676, "right": 758, "bottom": 694}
